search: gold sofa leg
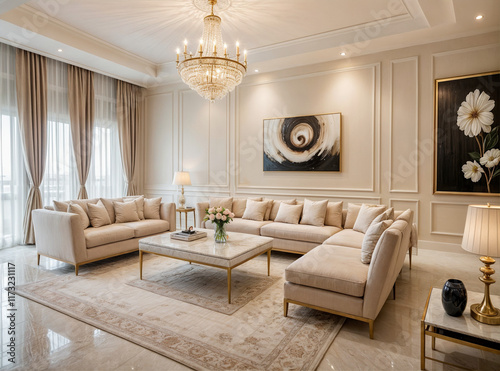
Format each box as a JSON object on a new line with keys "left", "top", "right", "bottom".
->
{"left": 284, "top": 299, "right": 289, "bottom": 317}
{"left": 75, "top": 264, "right": 79, "bottom": 276}
{"left": 37, "top": 254, "right": 40, "bottom": 265}
{"left": 409, "top": 246, "right": 412, "bottom": 269}
{"left": 369, "top": 320, "right": 374, "bottom": 339}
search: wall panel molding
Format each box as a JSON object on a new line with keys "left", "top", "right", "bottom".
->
{"left": 389, "top": 56, "right": 419, "bottom": 193}
{"left": 430, "top": 201, "right": 469, "bottom": 237}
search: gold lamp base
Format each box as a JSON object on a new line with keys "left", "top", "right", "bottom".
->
{"left": 470, "top": 256, "right": 500, "bottom": 325}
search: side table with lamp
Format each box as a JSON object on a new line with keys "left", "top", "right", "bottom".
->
{"left": 172, "top": 171, "right": 196, "bottom": 229}
{"left": 420, "top": 204, "right": 500, "bottom": 369}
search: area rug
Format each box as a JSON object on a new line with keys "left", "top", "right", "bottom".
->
{"left": 15, "top": 253, "right": 345, "bottom": 371}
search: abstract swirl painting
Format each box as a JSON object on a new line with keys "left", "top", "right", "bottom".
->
{"left": 263, "top": 113, "right": 341, "bottom": 171}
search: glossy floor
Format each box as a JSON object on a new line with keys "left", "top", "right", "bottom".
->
{"left": 0, "top": 246, "right": 499, "bottom": 370}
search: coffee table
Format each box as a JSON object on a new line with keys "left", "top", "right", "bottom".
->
{"left": 139, "top": 230, "right": 273, "bottom": 304}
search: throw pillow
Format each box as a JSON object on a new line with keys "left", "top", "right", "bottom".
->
{"left": 144, "top": 197, "right": 162, "bottom": 219}
{"left": 100, "top": 197, "right": 124, "bottom": 223}
{"left": 114, "top": 201, "right": 140, "bottom": 223}
{"left": 263, "top": 198, "right": 274, "bottom": 220}
{"left": 269, "top": 199, "right": 297, "bottom": 221}
{"left": 87, "top": 200, "right": 111, "bottom": 228}
{"left": 324, "top": 201, "right": 343, "bottom": 228}
{"left": 209, "top": 197, "right": 233, "bottom": 211}
{"left": 129, "top": 196, "right": 145, "bottom": 220}
{"left": 382, "top": 207, "right": 395, "bottom": 221}
{"left": 242, "top": 199, "right": 269, "bottom": 221}
{"left": 300, "top": 199, "right": 328, "bottom": 227}
{"left": 67, "top": 203, "right": 90, "bottom": 229}
{"left": 274, "top": 203, "right": 303, "bottom": 224}
{"left": 361, "top": 217, "right": 393, "bottom": 264}
{"left": 232, "top": 197, "right": 263, "bottom": 218}
{"left": 343, "top": 203, "right": 361, "bottom": 229}
{"left": 396, "top": 208, "right": 412, "bottom": 224}
{"left": 53, "top": 200, "right": 69, "bottom": 212}
{"left": 353, "top": 204, "right": 387, "bottom": 233}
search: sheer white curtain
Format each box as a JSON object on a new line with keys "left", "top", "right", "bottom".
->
{"left": 88, "top": 73, "right": 124, "bottom": 198}
{"left": 0, "top": 43, "right": 27, "bottom": 248}
{"left": 40, "top": 58, "right": 78, "bottom": 206}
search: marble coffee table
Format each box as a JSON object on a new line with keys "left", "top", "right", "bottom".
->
{"left": 139, "top": 230, "right": 273, "bottom": 304}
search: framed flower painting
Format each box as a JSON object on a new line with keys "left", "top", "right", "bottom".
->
{"left": 434, "top": 71, "right": 500, "bottom": 195}
{"left": 263, "top": 113, "right": 341, "bottom": 171}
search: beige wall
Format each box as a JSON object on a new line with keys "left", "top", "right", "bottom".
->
{"left": 144, "top": 32, "right": 500, "bottom": 252}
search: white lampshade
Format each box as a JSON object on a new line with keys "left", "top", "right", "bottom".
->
{"left": 172, "top": 171, "right": 191, "bottom": 186}
{"left": 461, "top": 204, "right": 500, "bottom": 258}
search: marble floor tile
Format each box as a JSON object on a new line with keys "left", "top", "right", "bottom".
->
{"left": 0, "top": 246, "right": 499, "bottom": 370}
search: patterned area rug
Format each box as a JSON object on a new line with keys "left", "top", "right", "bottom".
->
{"left": 16, "top": 253, "right": 345, "bottom": 371}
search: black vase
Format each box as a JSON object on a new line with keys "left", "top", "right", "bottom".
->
{"left": 442, "top": 279, "right": 467, "bottom": 317}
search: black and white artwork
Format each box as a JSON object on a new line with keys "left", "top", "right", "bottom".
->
{"left": 263, "top": 113, "right": 341, "bottom": 171}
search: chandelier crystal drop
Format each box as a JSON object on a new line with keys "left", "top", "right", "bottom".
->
{"left": 176, "top": 0, "right": 247, "bottom": 102}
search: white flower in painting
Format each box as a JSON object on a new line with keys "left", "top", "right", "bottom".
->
{"left": 462, "top": 161, "right": 485, "bottom": 182}
{"left": 480, "top": 148, "right": 500, "bottom": 168}
{"left": 457, "top": 89, "right": 495, "bottom": 137}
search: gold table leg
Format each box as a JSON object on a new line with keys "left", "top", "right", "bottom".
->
{"left": 227, "top": 268, "right": 232, "bottom": 304}
{"left": 421, "top": 321, "right": 425, "bottom": 370}
{"left": 139, "top": 250, "right": 143, "bottom": 280}
{"left": 267, "top": 249, "right": 271, "bottom": 276}
{"left": 185, "top": 212, "right": 188, "bottom": 230}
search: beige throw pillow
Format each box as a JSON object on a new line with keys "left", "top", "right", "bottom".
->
{"left": 263, "top": 198, "right": 274, "bottom": 220}
{"left": 100, "top": 197, "right": 124, "bottom": 223}
{"left": 144, "top": 197, "right": 162, "bottom": 219}
{"left": 53, "top": 200, "right": 69, "bottom": 212}
{"left": 269, "top": 199, "right": 296, "bottom": 220}
{"left": 87, "top": 200, "right": 112, "bottom": 228}
{"left": 344, "top": 203, "right": 362, "bottom": 229}
{"left": 361, "top": 215, "right": 393, "bottom": 264}
{"left": 242, "top": 199, "right": 268, "bottom": 221}
{"left": 300, "top": 199, "right": 328, "bottom": 227}
{"left": 396, "top": 209, "right": 412, "bottom": 224}
{"left": 131, "top": 196, "right": 145, "bottom": 219}
{"left": 67, "top": 203, "right": 90, "bottom": 229}
{"left": 353, "top": 204, "right": 387, "bottom": 233}
{"left": 274, "top": 203, "right": 303, "bottom": 224}
{"left": 114, "top": 201, "right": 140, "bottom": 223}
{"left": 324, "top": 201, "right": 343, "bottom": 228}
{"left": 232, "top": 197, "right": 263, "bottom": 218}
{"left": 209, "top": 197, "right": 233, "bottom": 211}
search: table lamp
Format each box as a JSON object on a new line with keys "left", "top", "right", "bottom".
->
{"left": 461, "top": 204, "right": 500, "bottom": 325}
{"left": 172, "top": 171, "right": 191, "bottom": 209}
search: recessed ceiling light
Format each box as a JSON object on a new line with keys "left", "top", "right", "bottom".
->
{"left": 340, "top": 52, "right": 346, "bottom": 56}
{"left": 254, "top": 69, "right": 259, "bottom": 73}
{"left": 475, "top": 15, "right": 483, "bottom": 20}
{"left": 57, "top": 48, "right": 63, "bottom": 52}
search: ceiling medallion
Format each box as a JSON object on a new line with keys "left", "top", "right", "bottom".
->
{"left": 177, "top": 0, "right": 247, "bottom": 102}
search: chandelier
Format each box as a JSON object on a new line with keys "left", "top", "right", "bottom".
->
{"left": 176, "top": 0, "right": 247, "bottom": 102}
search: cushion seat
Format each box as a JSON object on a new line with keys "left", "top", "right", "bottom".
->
{"left": 260, "top": 222, "right": 341, "bottom": 244}
{"left": 323, "top": 229, "right": 365, "bottom": 249}
{"left": 84, "top": 224, "right": 135, "bottom": 248}
{"left": 205, "top": 218, "right": 272, "bottom": 235}
{"left": 120, "top": 220, "right": 170, "bottom": 238}
{"left": 285, "top": 244, "right": 369, "bottom": 297}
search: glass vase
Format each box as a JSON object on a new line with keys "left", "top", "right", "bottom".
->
{"left": 214, "top": 223, "right": 227, "bottom": 243}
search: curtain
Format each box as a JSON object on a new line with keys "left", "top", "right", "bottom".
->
{"left": 88, "top": 73, "right": 124, "bottom": 198}
{"left": 116, "top": 80, "right": 144, "bottom": 196}
{"left": 15, "top": 49, "right": 47, "bottom": 244}
{"left": 67, "top": 65, "right": 94, "bottom": 199}
{"left": 0, "top": 43, "right": 27, "bottom": 248}
{"left": 40, "top": 58, "right": 79, "bottom": 206}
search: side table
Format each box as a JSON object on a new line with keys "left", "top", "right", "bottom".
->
{"left": 177, "top": 207, "right": 196, "bottom": 230}
{"left": 421, "top": 287, "right": 500, "bottom": 370}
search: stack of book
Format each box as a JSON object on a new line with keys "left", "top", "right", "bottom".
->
{"left": 170, "top": 230, "right": 207, "bottom": 242}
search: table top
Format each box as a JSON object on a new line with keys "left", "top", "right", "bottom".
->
{"left": 423, "top": 288, "right": 500, "bottom": 343}
{"left": 139, "top": 229, "right": 273, "bottom": 261}
{"left": 176, "top": 207, "right": 195, "bottom": 212}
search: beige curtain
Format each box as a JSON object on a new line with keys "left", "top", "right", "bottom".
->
{"left": 68, "top": 65, "right": 94, "bottom": 199}
{"left": 15, "top": 49, "right": 47, "bottom": 244}
{"left": 117, "top": 81, "right": 144, "bottom": 196}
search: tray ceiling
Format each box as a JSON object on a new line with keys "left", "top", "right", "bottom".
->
{"left": 0, "top": 0, "right": 498, "bottom": 87}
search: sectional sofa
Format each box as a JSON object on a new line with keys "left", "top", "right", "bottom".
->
{"left": 33, "top": 196, "right": 176, "bottom": 275}
{"left": 196, "top": 197, "right": 417, "bottom": 337}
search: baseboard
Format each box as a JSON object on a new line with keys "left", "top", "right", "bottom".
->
{"left": 418, "top": 240, "right": 465, "bottom": 254}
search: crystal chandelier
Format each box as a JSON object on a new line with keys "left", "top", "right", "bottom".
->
{"left": 176, "top": 0, "right": 247, "bottom": 102}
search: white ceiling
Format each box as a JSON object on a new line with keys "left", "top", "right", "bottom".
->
{"left": 0, "top": 0, "right": 498, "bottom": 87}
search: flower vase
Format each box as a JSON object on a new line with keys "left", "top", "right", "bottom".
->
{"left": 214, "top": 223, "right": 227, "bottom": 243}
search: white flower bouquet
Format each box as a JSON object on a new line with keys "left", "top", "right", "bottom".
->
{"left": 203, "top": 206, "right": 235, "bottom": 242}
{"left": 458, "top": 89, "right": 499, "bottom": 192}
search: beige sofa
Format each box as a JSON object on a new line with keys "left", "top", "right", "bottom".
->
{"left": 33, "top": 197, "right": 176, "bottom": 275}
{"left": 284, "top": 215, "right": 413, "bottom": 339}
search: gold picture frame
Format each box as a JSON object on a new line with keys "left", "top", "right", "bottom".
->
{"left": 433, "top": 71, "right": 500, "bottom": 196}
